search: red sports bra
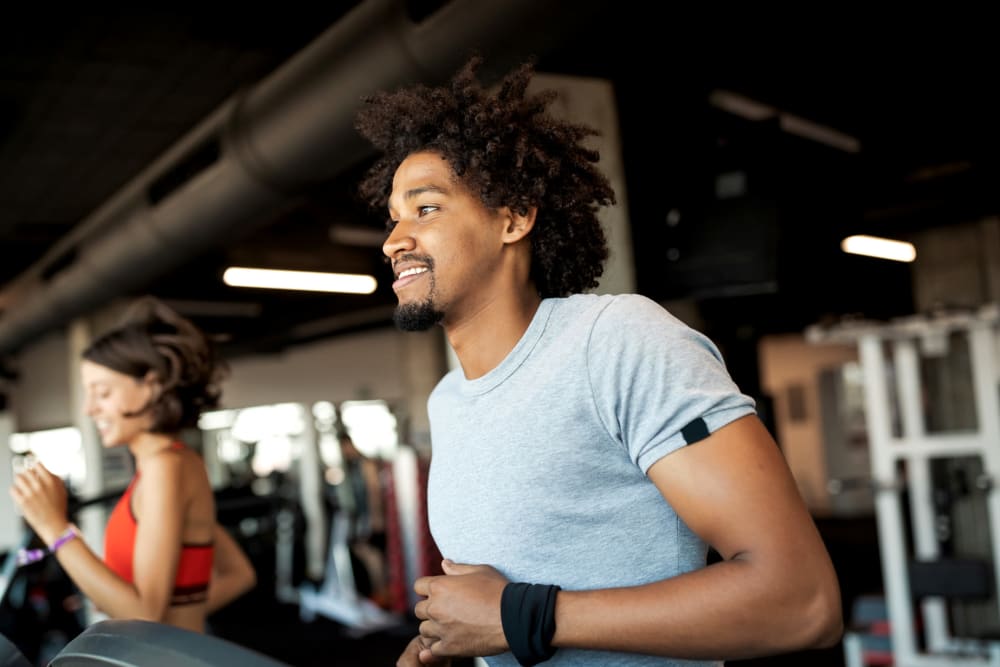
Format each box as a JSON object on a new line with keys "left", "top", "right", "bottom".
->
{"left": 104, "top": 450, "right": 214, "bottom": 606}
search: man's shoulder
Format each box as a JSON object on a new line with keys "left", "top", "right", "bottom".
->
{"left": 556, "top": 292, "right": 672, "bottom": 325}
{"left": 559, "top": 291, "right": 660, "bottom": 309}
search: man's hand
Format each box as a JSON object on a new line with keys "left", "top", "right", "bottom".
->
{"left": 413, "top": 560, "right": 510, "bottom": 659}
{"left": 396, "top": 635, "right": 451, "bottom": 666}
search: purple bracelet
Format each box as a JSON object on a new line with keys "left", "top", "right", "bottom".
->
{"left": 16, "top": 525, "right": 78, "bottom": 566}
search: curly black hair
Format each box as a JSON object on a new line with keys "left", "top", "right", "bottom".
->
{"left": 82, "top": 296, "right": 227, "bottom": 434}
{"left": 355, "top": 55, "right": 615, "bottom": 298}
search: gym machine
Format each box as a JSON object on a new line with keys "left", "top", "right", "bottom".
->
{"left": 808, "top": 306, "right": 1000, "bottom": 666}
{"left": 0, "top": 619, "right": 290, "bottom": 667}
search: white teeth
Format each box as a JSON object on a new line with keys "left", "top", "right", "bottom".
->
{"left": 398, "top": 267, "right": 428, "bottom": 279}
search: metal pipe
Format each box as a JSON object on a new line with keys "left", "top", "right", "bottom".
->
{"left": 0, "top": 0, "right": 602, "bottom": 355}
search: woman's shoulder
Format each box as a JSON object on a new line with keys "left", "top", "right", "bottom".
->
{"left": 136, "top": 444, "right": 212, "bottom": 516}
{"left": 142, "top": 443, "right": 208, "bottom": 486}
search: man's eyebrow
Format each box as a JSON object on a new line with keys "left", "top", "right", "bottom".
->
{"left": 403, "top": 184, "right": 448, "bottom": 200}
{"left": 389, "top": 183, "right": 450, "bottom": 215}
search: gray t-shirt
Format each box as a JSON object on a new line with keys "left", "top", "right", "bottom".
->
{"left": 427, "top": 293, "right": 757, "bottom": 666}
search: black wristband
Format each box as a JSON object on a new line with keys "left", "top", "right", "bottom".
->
{"left": 500, "top": 582, "right": 561, "bottom": 666}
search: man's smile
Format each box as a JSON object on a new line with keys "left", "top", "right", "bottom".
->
{"left": 393, "top": 265, "right": 430, "bottom": 291}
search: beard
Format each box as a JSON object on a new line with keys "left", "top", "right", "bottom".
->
{"left": 393, "top": 298, "right": 444, "bottom": 331}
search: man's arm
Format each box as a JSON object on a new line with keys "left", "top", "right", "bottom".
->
{"left": 414, "top": 414, "right": 842, "bottom": 661}
{"left": 551, "top": 414, "right": 842, "bottom": 659}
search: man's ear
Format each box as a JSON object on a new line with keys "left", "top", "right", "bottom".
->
{"left": 500, "top": 206, "right": 537, "bottom": 244}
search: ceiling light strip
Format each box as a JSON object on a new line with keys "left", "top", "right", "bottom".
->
{"left": 223, "top": 267, "right": 377, "bottom": 294}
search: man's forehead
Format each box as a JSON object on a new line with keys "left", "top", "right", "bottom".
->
{"left": 394, "top": 152, "right": 453, "bottom": 183}
{"left": 390, "top": 153, "right": 458, "bottom": 202}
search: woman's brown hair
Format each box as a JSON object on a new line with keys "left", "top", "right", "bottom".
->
{"left": 82, "top": 296, "right": 227, "bottom": 433}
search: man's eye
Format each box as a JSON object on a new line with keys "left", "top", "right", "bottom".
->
{"left": 386, "top": 219, "right": 398, "bottom": 232}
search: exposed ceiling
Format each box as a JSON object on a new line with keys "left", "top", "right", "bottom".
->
{"left": 1, "top": 4, "right": 997, "bottom": 370}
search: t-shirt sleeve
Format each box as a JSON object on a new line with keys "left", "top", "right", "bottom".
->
{"left": 587, "top": 294, "right": 757, "bottom": 472}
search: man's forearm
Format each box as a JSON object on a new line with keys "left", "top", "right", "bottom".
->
{"left": 552, "top": 557, "right": 842, "bottom": 661}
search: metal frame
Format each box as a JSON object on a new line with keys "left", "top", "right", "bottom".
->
{"left": 808, "top": 306, "right": 1000, "bottom": 666}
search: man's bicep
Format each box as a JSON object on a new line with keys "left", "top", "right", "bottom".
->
{"left": 647, "top": 414, "right": 813, "bottom": 561}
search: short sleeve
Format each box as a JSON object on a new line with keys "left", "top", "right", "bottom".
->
{"left": 586, "top": 294, "right": 757, "bottom": 472}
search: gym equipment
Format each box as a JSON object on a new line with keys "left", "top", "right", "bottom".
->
{"left": 0, "top": 632, "right": 31, "bottom": 667}
{"left": 810, "top": 305, "right": 1000, "bottom": 666}
{"left": 0, "top": 533, "right": 32, "bottom": 608}
{"left": 0, "top": 489, "right": 127, "bottom": 664}
{"left": 298, "top": 509, "right": 400, "bottom": 634}
{"left": 48, "top": 619, "right": 290, "bottom": 666}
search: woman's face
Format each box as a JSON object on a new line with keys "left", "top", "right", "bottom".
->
{"left": 80, "top": 360, "right": 155, "bottom": 447}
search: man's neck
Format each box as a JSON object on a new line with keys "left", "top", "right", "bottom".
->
{"left": 445, "top": 286, "right": 542, "bottom": 380}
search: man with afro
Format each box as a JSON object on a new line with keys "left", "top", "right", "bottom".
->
{"left": 355, "top": 55, "right": 842, "bottom": 667}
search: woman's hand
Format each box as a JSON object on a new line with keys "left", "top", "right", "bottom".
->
{"left": 10, "top": 461, "right": 70, "bottom": 545}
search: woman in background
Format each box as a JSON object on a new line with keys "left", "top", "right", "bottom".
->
{"left": 10, "top": 296, "right": 256, "bottom": 633}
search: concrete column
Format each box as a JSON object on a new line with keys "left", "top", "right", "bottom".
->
{"left": 531, "top": 72, "right": 637, "bottom": 296}
{"left": 296, "top": 406, "right": 327, "bottom": 581}
{"left": 0, "top": 412, "right": 17, "bottom": 551}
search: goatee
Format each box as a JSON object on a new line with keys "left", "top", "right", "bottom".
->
{"left": 393, "top": 299, "right": 444, "bottom": 331}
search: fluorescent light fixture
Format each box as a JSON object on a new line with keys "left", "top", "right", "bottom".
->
{"left": 779, "top": 113, "right": 860, "bottom": 153}
{"left": 329, "top": 224, "right": 386, "bottom": 247}
{"left": 223, "top": 267, "right": 377, "bottom": 294}
{"left": 708, "top": 89, "right": 777, "bottom": 121}
{"left": 905, "top": 160, "right": 973, "bottom": 183}
{"left": 708, "top": 89, "right": 861, "bottom": 153}
{"left": 841, "top": 235, "right": 916, "bottom": 262}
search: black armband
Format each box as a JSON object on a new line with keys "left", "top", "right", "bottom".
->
{"left": 500, "top": 582, "right": 561, "bottom": 666}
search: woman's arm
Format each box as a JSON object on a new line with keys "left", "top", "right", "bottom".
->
{"left": 11, "top": 458, "right": 184, "bottom": 622}
{"left": 108, "top": 452, "right": 186, "bottom": 621}
{"left": 206, "top": 522, "right": 257, "bottom": 614}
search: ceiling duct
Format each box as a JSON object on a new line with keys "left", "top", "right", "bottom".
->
{"left": 0, "top": 0, "right": 603, "bottom": 355}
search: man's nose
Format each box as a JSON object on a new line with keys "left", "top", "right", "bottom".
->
{"left": 383, "top": 219, "right": 415, "bottom": 260}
